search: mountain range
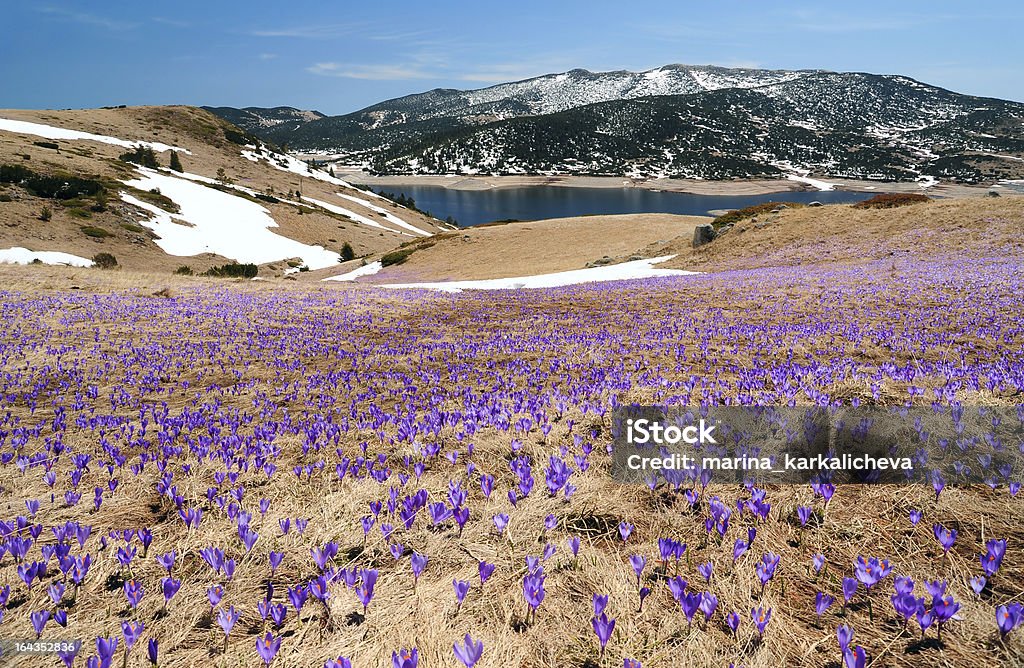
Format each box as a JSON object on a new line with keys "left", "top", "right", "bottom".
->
{"left": 205, "top": 64, "right": 1024, "bottom": 182}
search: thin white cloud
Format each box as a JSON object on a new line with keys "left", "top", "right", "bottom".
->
{"left": 307, "top": 63, "right": 436, "bottom": 80}
{"left": 258, "top": 53, "right": 278, "bottom": 61}
{"left": 36, "top": 6, "right": 138, "bottom": 31}
{"left": 251, "top": 23, "right": 364, "bottom": 38}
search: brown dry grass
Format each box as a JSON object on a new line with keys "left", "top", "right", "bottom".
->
{"left": 0, "top": 248, "right": 1022, "bottom": 668}
{"left": 655, "top": 195, "right": 1024, "bottom": 272}
{"left": 362, "top": 214, "right": 704, "bottom": 283}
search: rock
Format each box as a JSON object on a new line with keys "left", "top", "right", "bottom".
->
{"left": 808, "top": 201, "right": 823, "bottom": 207}
{"left": 771, "top": 204, "right": 788, "bottom": 212}
{"left": 627, "top": 255, "right": 642, "bottom": 261}
{"left": 988, "top": 190, "right": 1001, "bottom": 197}
{"left": 692, "top": 224, "right": 716, "bottom": 248}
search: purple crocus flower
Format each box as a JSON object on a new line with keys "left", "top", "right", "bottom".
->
{"left": 269, "top": 551, "right": 284, "bottom": 574}
{"left": 123, "top": 579, "right": 144, "bottom": 609}
{"left": 629, "top": 555, "right": 646, "bottom": 587}
{"left": 493, "top": 513, "right": 509, "bottom": 535}
{"left": 970, "top": 576, "right": 987, "bottom": 596}
{"left": 218, "top": 605, "right": 240, "bottom": 642}
{"left": 156, "top": 551, "right": 176, "bottom": 573}
{"left": 618, "top": 521, "right": 633, "bottom": 542}
{"left": 255, "top": 632, "right": 281, "bottom": 665}
{"left": 568, "top": 536, "right": 580, "bottom": 557}
{"left": 981, "top": 538, "right": 1006, "bottom": 577}
{"left": 797, "top": 506, "right": 813, "bottom": 527}
{"left": 997, "top": 603, "right": 1023, "bottom": 637}
{"left": 592, "top": 613, "right": 616, "bottom": 655}
{"left": 908, "top": 509, "right": 922, "bottom": 525}
{"left": 30, "top": 609, "right": 49, "bottom": 638}
{"left": 121, "top": 620, "right": 144, "bottom": 650}
{"left": 453, "top": 633, "right": 483, "bottom": 668}
{"left": 208, "top": 584, "right": 224, "bottom": 607}
{"left": 453, "top": 579, "right": 470, "bottom": 610}
{"left": 161, "top": 576, "right": 181, "bottom": 608}
{"left": 751, "top": 606, "right": 772, "bottom": 637}
{"left": 392, "top": 648, "right": 418, "bottom": 668}
{"left": 932, "top": 524, "right": 957, "bottom": 554}
{"left": 147, "top": 639, "right": 158, "bottom": 665}
{"left": 842, "top": 577, "right": 858, "bottom": 603}
{"left": 844, "top": 645, "right": 866, "bottom": 668}
{"left": 593, "top": 594, "right": 609, "bottom": 617}
{"left": 698, "top": 561, "right": 713, "bottom": 582}
{"left": 816, "top": 592, "right": 835, "bottom": 617}
{"left": 478, "top": 560, "right": 495, "bottom": 585}
{"left": 96, "top": 637, "right": 119, "bottom": 667}
{"left": 812, "top": 554, "right": 826, "bottom": 574}
{"left": 700, "top": 592, "right": 718, "bottom": 621}
{"left": 726, "top": 611, "right": 740, "bottom": 635}
{"left": 837, "top": 624, "right": 854, "bottom": 652}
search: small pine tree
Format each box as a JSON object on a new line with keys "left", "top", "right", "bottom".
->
{"left": 340, "top": 242, "right": 355, "bottom": 262}
{"left": 39, "top": 205, "right": 52, "bottom": 221}
{"left": 328, "top": 166, "right": 335, "bottom": 177}
{"left": 169, "top": 151, "right": 183, "bottom": 172}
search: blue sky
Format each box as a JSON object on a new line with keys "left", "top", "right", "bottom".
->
{"left": 3, "top": 1, "right": 1021, "bottom": 114}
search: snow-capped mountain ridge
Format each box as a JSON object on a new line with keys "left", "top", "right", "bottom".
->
{"left": 206, "top": 64, "right": 1024, "bottom": 183}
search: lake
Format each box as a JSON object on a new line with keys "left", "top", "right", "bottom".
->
{"left": 368, "top": 184, "right": 880, "bottom": 227}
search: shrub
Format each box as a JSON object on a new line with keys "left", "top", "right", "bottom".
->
{"left": 119, "top": 145, "right": 160, "bottom": 169}
{"left": 91, "top": 252, "right": 118, "bottom": 269}
{"left": 67, "top": 208, "right": 92, "bottom": 219}
{"left": 174, "top": 265, "right": 194, "bottom": 275}
{"left": 852, "top": 193, "right": 930, "bottom": 209}
{"left": 39, "top": 205, "right": 52, "bottom": 221}
{"left": 168, "top": 151, "right": 183, "bottom": 172}
{"left": 712, "top": 202, "right": 804, "bottom": 228}
{"left": 340, "top": 242, "right": 355, "bottom": 262}
{"left": 204, "top": 263, "right": 258, "bottom": 278}
{"left": 32, "top": 141, "right": 59, "bottom": 150}
{"left": 80, "top": 226, "right": 112, "bottom": 238}
{"left": 0, "top": 164, "right": 32, "bottom": 183}
{"left": 254, "top": 193, "right": 280, "bottom": 203}
{"left": 121, "top": 223, "right": 147, "bottom": 234}
{"left": 380, "top": 248, "right": 415, "bottom": 267}
{"left": 0, "top": 193, "right": 12, "bottom": 202}
{"left": 1, "top": 164, "right": 104, "bottom": 200}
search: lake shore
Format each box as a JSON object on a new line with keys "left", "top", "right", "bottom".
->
{"left": 335, "top": 170, "right": 1000, "bottom": 198}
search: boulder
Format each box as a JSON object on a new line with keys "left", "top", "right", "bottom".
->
{"left": 692, "top": 224, "right": 716, "bottom": 248}
{"left": 808, "top": 201, "right": 823, "bottom": 207}
{"left": 987, "top": 190, "right": 1001, "bottom": 198}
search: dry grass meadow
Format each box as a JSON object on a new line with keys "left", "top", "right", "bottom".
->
{"left": 1, "top": 186, "right": 1023, "bottom": 668}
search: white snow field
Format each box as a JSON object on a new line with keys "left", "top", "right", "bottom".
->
{"left": 784, "top": 173, "right": 837, "bottom": 191}
{"left": 0, "top": 247, "right": 93, "bottom": 267}
{"left": 323, "top": 261, "right": 384, "bottom": 282}
{"left": 120, "top": 169, "right": 339, "bottom": 269}
{"left": 381, "top": 255, "right": 697, "bottom": 292}
{"left": 0, "top": 118, "right": 190, "bottom": 154}
{"left": 335, "top": 193, "right": 432, "bottom": 236}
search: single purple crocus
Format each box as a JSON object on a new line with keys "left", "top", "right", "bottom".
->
{"left": 411, "top": 552, "right": 428, "bottom": 584}
{"left": 124, "top": 579, "right": 144, "bottom": 609}
{"left": 981, "top": 538, "right": 1006, "bottom": 577}
{"left": 30, "top": 610, "right": 49, "bottom": 638}
{"left": 797, "top": 506, "right": 813, "bottom": 527}
{"left": 698, "top": 561, "right": 713, "bottom": 583}
{"left": 208, "top": 584, "right": 224, "bottom": 607}
{"left": 812, "top": 554, "right": 826, "bottom": 574}
{"left": 837, "top": 624, "right": 854, "bottom": 652}
{"left": 96, "top": 637, "right": 119, "bottom": 667}
{"left": 122, "top": 620, "right": 144, "bottom": 650}
{"left": 453, "top": 579, "right": 470, "bottom": 611}
{"left": 816, "top": 592, "right": 835, "bottom": 617}
{"left": 908, "top": 509, "right": 922, "bottom": 525}
{"left": 842, "top": 577, "right": 858, "bottom": 604}
{"left": 932, "top": 524, "right": 957, "bottom": 554}
{"left": 970, "top": 576, "right": 986, "bottom": 596}
{"left": 269, "top": 551, "right": 284, "bottom": 574}
{"left": 478, "top": 560, "right": 495, "bottom": 585}
{"left": 593, "top": 594, "right": 609, "bottom": 617}
{"left": 156, "top": 551, "right": 176, "bottom": 573}
{"left": 726, "top": 611, "right": 740, "bottom": 635}
{"left": 493, "top": 513, "right": 509, "bottom": 535}
{"left": 592, "top": 613, "right": 616, "bottom": 655}
{"left": 700, "top": 592, "right": 718, "bottom": 621}
{"left": 453, "top": 633, "right": 483, "bottom": 668}
{"left": 629, "top": 555, "right": 646, "bottom": 587}
{"left": 568, "top": 536, "right": 581, "bottom": 558}
{"left": 844, "top": 645, "right": 866, "bottom": 668}
{"left": 161, "top": 576, "right": 181, "bottom": 609}
{"left": 147, "top": 638, "right": 158, "bottom": 665}
{"left": 392, "top": 648, "right": 418, "bottom": 668}
{"left": 255, "top": 632, "right": 281, "bottom": 665}
{"left": 752, "top": 606, "right": 772, "bottom": 637}
{"left": 218, "top": 605, "right": 240, "bottom": 648}
{"left": 618, "top": 522, "right": 633, "bottom": 542}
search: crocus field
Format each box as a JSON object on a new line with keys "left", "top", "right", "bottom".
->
{"left": 0, "top": 256, "right": 1022, "bottom": 668}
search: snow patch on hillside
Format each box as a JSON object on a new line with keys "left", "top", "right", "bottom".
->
{"left": 121, "top": 169, "right": 339, "bottom": 269}
{"left": 381, "top": 255, "right": 697, "bottom": 292}
{"left": 0, "top": 247, "right": 93, "bottom": 267}
{"left": 323, "top": 261, "right": 383, "bottom": 282}
{"left": 0, "top": 118, "right": 190, "bottom": 153}
{"left": 301, "top": 195, "right": 412, "bottom": 236}
{"left": 334, "top": 193, "right": 432, "bottom": 236}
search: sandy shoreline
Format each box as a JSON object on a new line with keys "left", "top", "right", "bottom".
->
{"left": 336, "top": 170, "right": 1002, "bottom": 199}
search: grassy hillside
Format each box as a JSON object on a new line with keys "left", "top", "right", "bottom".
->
{"left": 0, "top": 106, "right": 442, "bottom": 273}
